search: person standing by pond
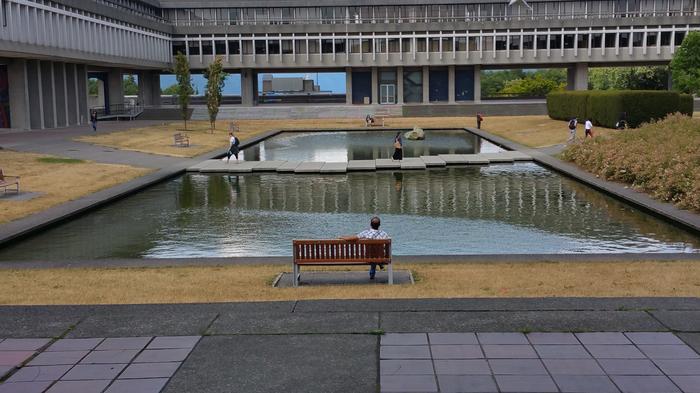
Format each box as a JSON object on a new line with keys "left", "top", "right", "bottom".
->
{"left": 90, "top": 110, "right": 98, "bottom": 132}
{"left": 226, "top": 131, "right": 240, "bottom": 163}
{"left": 392, "top": 132, "right": 403, "bottom": 161}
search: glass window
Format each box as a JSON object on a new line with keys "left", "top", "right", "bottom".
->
{"left": 308, "top": 39, "right": 319, "bottom": 54}
{"left": 228, "top": 40, "right": 240, "bottom": 55}
{"left": 456, "top": 37, "right": 467, "bottom": 51}
{"left": 361, "top": 38, "right": 373, "bottom": 53}
{"left": 619, "top": 32, "right": 630, "bottom": 47}
{"left": 416, "top": 37, "right": 427, "bottom": 52}
{"left": 536, "top": 34, "right": 548, "bottom": 49}
{"left": 295, "top": 40, "right": 307, "bottom": 54}
{"left": 675, "top": 30, "right": 686, "bottom": 45}
{"left": 633, "top": 32, "right": 644, "bottom": 47}
{"left": 550, "top": 35, "right": 562, "bottom": 49}
{"left": 577, "top": 33, "right": 589, "bottom": 49}
{"left": 442, "top": 37, "right": 453, "bottom": 52}
{"left": 604, "top": 33, "right": 616, "bottom": 48}
{"left": 268, "top": 40, "right": 280, "bottom": 54}
{"left": 242, "top": 40, "right": 253, "bottom": 55}
{"left": 188, "top": 40, "right": 200, "bottom": 55}
{"left": 201, "top": 40, "right": 213, "bottom": 55}
{"left": 592, "top": 33, "right": 603, "bottom": 48}
{"left": 523, "top": 35, "right": 534, "bottom": 50}
{"left": 282, "top": 40, "right": 293, "bottom": 54}
{"left": 468, "top": 36, "right": 479, "bottom": 51}
{"left": 254, "top": 40, "right": 266, "bottom": 54}
{"left": 401, "top": 37, "right": 412, "bottom": 52}
{"left": 564, "top": 34, "right": 575, "bottom": 48}
{"left": 375, "top": 38, "right": 387, "bottom": 53}
{"left": 321, "top": 39, "right": 334, "bottom": 53}
{"left": 215, "top": 40, "right": 226, "bottom": 54}
{"left": 403, "top": 70, "right": 422, "bottom": 103}
{"left": 335, "top": 39, "right": 346, "bottom": 54}
{"left": 429, "top": 37, "right": 440, "bottom": 52}
{"left": 483, "top": 36, "right": 494, "bottom": 51}
{"left": 510, "top": 35, "right": 521, "bottom": 50}
{"left": 661, "top": 31, "right": 672, "bottom": 45}
{"left": 349, "top": 39, "right": 361, "bottom": 53}
{"left": 389, "top": 38, "right": 399, "bottom": 53}
{"left": 646, "top": 32, "right": 658, "bottom": 46}
{"left": 495, "top": 36, "right": 507, "bottom": 50}
{"left": 172, "top": 41, "right": 186, "bottom": 55}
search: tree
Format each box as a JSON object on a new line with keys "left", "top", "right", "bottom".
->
{"left": 500, "top": 74, "right": 565, "bottom": 97}
{"left": 88, "top": 79, "right": 99, "bottom": 96}
{"left": 589, "top": 66, "right": 669, "bottom": 90}
{"left": 122, "top": 74, "right": 139, "bottom": 96}
{"left": 671, "top": 31, "right": 700, "bottom": 95}
{"left": 203, "top": 56, "right": 227, "bottom": 133}
{"left": 161, "top": 83, "right": 178, "bottom": 95}
{"left": 173, "top": 52, "right": 194, "bottom": 130}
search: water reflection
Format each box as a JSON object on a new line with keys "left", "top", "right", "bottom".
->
{"left": 0, "top": 164, "right": 697, "bottom": 260}
{"left": 241, "top": 130, "right": 502, "bottom": 162}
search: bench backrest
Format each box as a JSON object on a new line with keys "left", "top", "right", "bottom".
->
{"left": 293, "top": 239, "right": 391, "bottom": 264}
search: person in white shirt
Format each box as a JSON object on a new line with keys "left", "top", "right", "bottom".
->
{"left": 226, "top": 132, "right": 240, "bottom": 163}
{"left": 341, "top": 216, "right": 390, "bottom": 279}
{"left": 584, "top": 119, "right": 594, "bottom": 139}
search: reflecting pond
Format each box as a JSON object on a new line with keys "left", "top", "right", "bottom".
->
{"left": 0, "top": 163, "right": 697, "bottom": 260}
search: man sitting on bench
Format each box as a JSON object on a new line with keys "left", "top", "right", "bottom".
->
{"left": 341, "top": 216, "right": 389, "bottom": 279}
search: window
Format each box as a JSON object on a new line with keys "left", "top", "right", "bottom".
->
{"left": 604, "top": 33, "right": 616, "bottom": 48}
{"left": 416, "top": 37, "right": 427, "bottom": 52}
{"left": 242, "top": 40, "right": 253, "bottom": 55}
{"left": 361, "top": 38, "right": 373, "bottom": 53}
{"left": 335, "top": 39, "right": 346, "bottom": 54}
{"left": 456, "top": 37, "right": 467, "bottom": 51}
{"left": 172, "top": 41, "right": 186, "bottom": 55}
{"left": 308, "top": 39, "right": 319, "bottom": 54}
{"left": 633, "top": 32, "right": 644, "bottom": 47}
{"left": 403, "top": 70, "right": 422, "bottom": 103}
{"left": 402, "top": 37, "right": 412, "bottom": 52}
{"left": 592, "top": 33, "right": 603, "bottom": 48}
{"left": 675, "top": 30, "right": 686, "bottom": 45}
{"left": 661, "top": 31, "right": 672, "bottom": 45}
{"left": 254, "top": 40, "right": 266, "bottom": 54}
{"left": 550, "top": 35, "right": 562, "bottom": 49}
{"left": 646, "top": 32, "right": 658, "bottom": 46}
{"left": 577, "top": 34, "right": 589, "bottom": 49}
{"left": 282, "top": 40, "right": 293, "bottom": 54}
{"left": 201, "top": 40, "right": 213, "bottom": 55}
{"left": 349, "top": 39, "right": 361, "bottom": 53}
{"left": 215, "top": 40, "right": 226, "bottom": 54}
{"left": 321, "top": 39, "right": 334, "bottom": 53}
{"left": 564, "top": 34, "right": 575, "bottom": 49}
{"left": 188, "top": 40, "right": 200, "bottom": 55}
{"left": 495, "top": 36, "right": 507, "bottom": 50}
{"left": 389, "top": 38, "right": 399, "bottom": 53}
{"left": 536, "top": 34, "right": 548, "bottom": 49}
{"left": 295, "top": 40, "right": 307, "bottom": 54}
{"left": 228, "top": 40, "right": 240, "bottom": 55}
{"left": 619, "top": 32, "right": 630, "bottom": 47}
{"left": 442, "top": 37, "right": 453, "bottom": 52}
{"left": 268, "top": 40, "right": 280, "bottom": 54}
{"left": 429, "top": 37, "right": 440, "bottom": 52}
{"left": 523, "top": 35, "right": 534, "bottom": 50}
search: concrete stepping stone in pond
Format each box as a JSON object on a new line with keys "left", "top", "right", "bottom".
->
{"left": 500, "top": 151, "right": 533, "bottom": 161}
{"left": 294, "top": 161, "right": 325, "bottom": 173}
{"left": 252, "top": 161, "right": 286, "bottom": 172}
{"left": 276, "top": 161, "right": 301, "bottom": 172}
{"left": 375, "top": 159, "right": 401, "bottom": 169}
{"left": 186, "top": 160, "right": 218, "bottom": 172}
{"left": 438, "top": 154, "right": 471, "bottom": 165}
{"left": 420, "top": 156, "right": 447, "bottom": 167}
{"left": 320, "top": 162, "right": 347, "bottom": 173}
{"left": 479, "top": 153, "right": 515, "bottom": 163}
{"left": 224, "top": 161, "right": 261, "bottom": 173}
{"left": 462, "top": 154, "right": 491, "bottom": 165}
{"left": 400, "top": 158, "right": 427, "bottom": 170}
{"left": 347, "top": 160, "right": 376, "bottom": 171}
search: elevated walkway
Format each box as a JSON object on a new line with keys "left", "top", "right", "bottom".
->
{"left": 186, "top": 151, "right": 533, "bottom": 174}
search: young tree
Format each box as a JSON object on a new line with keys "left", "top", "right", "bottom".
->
{"left": 122, "top": 74, "right": 139, "bottom": 96}
{"left": 203, "top": 56, "right": 227, "bottom": 133}
{"left": 671, "top": 31, "right": 700, "bottom": 95}
{"left": 173, "top": 52, "right": 194, "bottom": 130}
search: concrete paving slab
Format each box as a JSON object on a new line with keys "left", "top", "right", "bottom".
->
{"left": 223, "top": 161, "right": 263, "bottom": 173}
{"left": 319, "top": 162, "right": 347, "bottom": 173}
{"left": 437, "top": 154, "right": 469, "bottom": 165}
{"left": 652, "top": 311, "right": 700, "bottom": 332}
{"left": 27, "top": 351, "right": 88, "bottom": 366}
{"left": 46, "top": 380, "right": 112, "bottom": 393}
{"left": 431, "top": 345, "right": 483, "bottom": 359}
{"left": 380, "top": 359, "right": 434, "bottom": 375}
{"left": 626, "top": 332, "right": 685, "bottom": 345}
{"left": 653, "top": 359, "right": 700, "bottom": 375}
{"left": 185, "top": 160, "right": 218, "bottom": 172}
{"left": 294, "top": 161, "right": 325, "bottom": 173}
{"left": 534, "top": 344, "right": 591, "bottom": 359}
{"left": 597, "top": 359, "right": 663, "bottom": 375}
{"left": 0, "top": 339, "right": 50, "bottom": 351}
{"left": 347, "top": 160, "right": 376, "bottom": 171}
{"left": 433, "top": 359, "right": 491, "bottom": 375}
{"left": 495, "top": 374, "right": 558, "bottom": 392}
{"left": 400, "top": 158, "right": 426, "bottom": 170}
{"left": 379, "top": 310, "right": 666, "bottom": 333}
{"left": 610, "top": 375, "right": 681, "bottom": 393}
{"left": 6, "top": 365, "right": 72, "bottom": 382}
{"left": 436, "top": 374, "right": 496, "bottom": 393}
{"left": 669, "top": 375, "right": 700, "bottom": 393}
{"left": 0, "top": 365, "right": 14, "bottom": 379}
{"left": 0, "top": 381, "right": 53, "bottom": 393}
{"left": 527, "top": 332, "right": 579, "bottom": 345}
{"left": 461, "top": 154, "right": 490, "bottom": 165}
{"left": 381, "top": 346, "right": 431, "bottom": 360}
{"left": 678, "top": 333, "right": 700, "bottom": 355}
{"left": 375, "top": 159, "right": 401, "bottom": 169}
{"left": 275, "top": 270, "right": 412, "bottom": 287}
{"left": 207, "top": 311, "right": 378, "bottom": 335}
{"left": 276, "top": 161, "right": 301, "bottom": 172}
{"left": 428, "top": 333, "right": 478, "bottom": 345}
{"left": 119, "top": 362, "right": 181, "bottom": 379}
{"left": 381, "top": 374, "right": 438, "bottom": 392}
{"left": 542, "top": 359, "right": 605, "bottom": 375}
{"left": 0, "top": 351, "right": 34, "bottom": 366}
{"left": 381, "top": 333, "right": 428, "bottom": 346}
{"left": 147, "top": 336, "right": 200, "bottom": 350}
{"left": 552, "top": 375, "right": 620, "bottom": 393}
{"left": 500, "top": 151, "right": 533, "bottom": 161}
{"left": 61, "top": 363, "right": 127, "bottom": 380}
{"left": 419, "top": 156, "right": 446, "bottom": 167}
{"left": 577, "top": 332, "right": 632, "bottom": 345}
{"left": 96, "top": 337, "right": 151, "bottom": 351}
{"left": 104, "top": 378, "right": 169, "bottom": 393}
{"left": 477, "top": 333, "right": 528, "bottom": 345}
{"left": 585, "top": 345, "right": 646, "bottom": 359}
{"left": 48, "top": 338, "right": 104, "bottom": 352}
{"left": 251, "top": 160, "right": 286, "bottom": 172}
{"left": 162, "top": 335, "right": 376, "bottom": 393}
{"left": 133, "top": 349, "right": 191, "bottom": 363}
{"left": 638, "top": 345, "right": 700, "bottom": 360}
{"left": 482, "top": 345, "right": 538, "bottom": 359}
{"left": 80, "top": 350, "right": 139, "bottom": 364}
{"left": 66, "top": 309, "right": 217, "bottom": 338}
{"left": 488, "top": 359, "right": 548, "bottom": 375}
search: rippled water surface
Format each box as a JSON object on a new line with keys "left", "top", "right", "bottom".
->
{"left": 240, "top": 129, "right": 503, "bottom": 162}
{"left": 0, "top": 163, "right": 697, "bottom": 260}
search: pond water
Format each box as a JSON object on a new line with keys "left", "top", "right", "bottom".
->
{"left": 240, "top": 129, "right": 503, "bottom": 162}
{"left": 0, "top": 163, "right": 697, "bottom": 260}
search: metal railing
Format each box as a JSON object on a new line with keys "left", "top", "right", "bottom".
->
{"left": 91, "top": 102, "right": 143, "bottom": 120}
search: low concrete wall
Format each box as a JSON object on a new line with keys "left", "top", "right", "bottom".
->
{"left": 403, "top": 101, "right": 548, "bottom": 117}
{"left": 139, "top": 108, "right": 193, "bottom": 121}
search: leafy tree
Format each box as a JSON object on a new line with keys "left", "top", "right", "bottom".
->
{"left": 481, "top": 70, "right": 525, "bottom": 98}
{"left": 203, "top": 56, "right": 227, "bottom": 133}
{"left": 500, "top": 74, "right": 565, "bottom": 96}
{"left": 88, "top": 79, "right": 99, "bottom": 96}
{"left": 671, "top": 31, "right": 700, "bottom": 95}
{"left": 161, "top": 83, "right": 178, "bottom": 95}
{"left": 173, "top": 52, "right": 194, "bottom": 130}
{"left": 589, "top": 66, "right": 669, "bottom": 90}
{"left": 122, "top": 74, "right": 139, "bottom": 96}
{"left": 481, "top": 69, "right": 566, "bottom": 98}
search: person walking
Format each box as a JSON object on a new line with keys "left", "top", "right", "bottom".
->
{"left": 567, "top": 117, "right": 578, "bottom": 144}
{"left": 392, "top": 132, "right": 403, "bottom": 161}
{"left": 584, "top": 118, "right": 594, "bottom": 139}
{"left": 90, "top": 110, "right": 98, "bottom": 132}
{"left": 226, "top": 132, "right": 240, "bottom": 163}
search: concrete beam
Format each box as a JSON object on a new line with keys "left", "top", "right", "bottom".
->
{"left": 7, "top": 60, "right": 30, "bottom": 130}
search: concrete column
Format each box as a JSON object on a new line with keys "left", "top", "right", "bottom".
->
{"left": 107, "top": 68, "right": 124, "bottom": 109}
{"left": 371, "top": 67, "right": 378, "bottom": 104}
{"left": 7, "top": 59, "right": 30, "bottom": 130}
{"left": 422, "top": 66, "right": 430, "bottom": 103}
{"left": 567, "top": 63, "right": 589, "bottom": 91}
{"left": 473, "top": 65, "right": 481, "bottom": 103}
{"left": 448, "top": 65, "right": 456, "bottom": 104}
{"left": 138, "top": 71, "right": 162, "bottom": 107}
{"left": 397, "top": 66, "right": 404, "bottom": 105}
{"left": 345, "top": 67, "right": 353, "bottom": 105}
{"left": 241, "top": 68, "right": 256, "bottom": 106}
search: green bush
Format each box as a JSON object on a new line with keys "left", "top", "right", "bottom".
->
{"left": 679, "top": 94, "right": 694, "bottom": 117}
{"left": 548, "top": 90, "right": 691, "bottom": 128}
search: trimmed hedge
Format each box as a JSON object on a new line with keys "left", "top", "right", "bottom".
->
{"left": 680, "top": 94, "right": 694, "bottom": 116}
{"left": 547, "top": 90, "right": 693, "bottom": 128}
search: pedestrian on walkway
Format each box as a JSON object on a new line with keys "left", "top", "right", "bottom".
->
{"left": 90, "top": 110, "right": 98, "bottom": 132}
{"left": 392, "top": 132, "right": 403, "bottom": 161}
{"left": 584, "top": 118, "right": 594, "bottom": 139}
{"left": 226, "top": 132, "right": 240, "bottom": 163}
{"left": 567, "top": 117, "right": 578, "bottom": 144}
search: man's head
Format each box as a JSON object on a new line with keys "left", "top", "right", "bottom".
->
{"left": 370, "top": 216, "right": 381, "bottom": 230}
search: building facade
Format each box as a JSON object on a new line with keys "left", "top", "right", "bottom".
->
{"left": 0, "top": 0, "right": 698, "bottom": 128}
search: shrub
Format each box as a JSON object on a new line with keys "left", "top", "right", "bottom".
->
{"left": 548, "top": 90, "right": 691, "bottom": 128}
{"left": 561, "top": 114, "right": 700, "bottom": 212}
{"left": 679, "top": 94, "right": 694, "bottom": 117}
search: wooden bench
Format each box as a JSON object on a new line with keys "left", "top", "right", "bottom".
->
{"left": 173, "top": 133, "right": 190, "bottom": 147}
{"left": 292, "top": 239, "right": 393, "bottom": 287}
{"left": 0, "top": 169, "right": 20, "bottom": 193}
{"left": 366, "top": 108, "right": 392, "bottom": 127}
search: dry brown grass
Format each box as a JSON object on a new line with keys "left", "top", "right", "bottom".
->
{"left": 481, "top": 115, "right": 617, "bottom": 148}
{"left": 0, "top": 151, "right": 151, "bottom": 223}
{"left": 75, "top": 116, "right": 594, "bottom": 157}
{"left": 2, "top": 261, "right": 699, "bottom": 305}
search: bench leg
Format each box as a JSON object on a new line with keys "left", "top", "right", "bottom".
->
{"left": 388, "top": 264, "right": 393, "bottom": 285}
{"left": 293, "top": 264, "right": 299, "bottom": 287}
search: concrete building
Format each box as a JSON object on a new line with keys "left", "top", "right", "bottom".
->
{"left": 1, "top": 0, "right": 698, "bottom": 128}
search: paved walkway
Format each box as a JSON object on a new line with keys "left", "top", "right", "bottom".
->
{"left": 1, "top": 298, "right": 700, "bottom": 393}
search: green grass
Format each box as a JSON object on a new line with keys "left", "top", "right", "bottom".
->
{"left": 37, "top": 157, "right": 85, "bottom": 164}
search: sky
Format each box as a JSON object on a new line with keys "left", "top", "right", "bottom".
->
{"left": 159, "top": 72, "right": 346, "bottom": 95}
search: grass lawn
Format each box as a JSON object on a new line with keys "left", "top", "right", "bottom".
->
{"left": 1, "top": 260, "right": 699, "bottom": 305}
{"left": 75, "top": 116, "right": 599, "bottom": 157}
{"left": 0, "top": 150, "right": 151, "bottom": 223}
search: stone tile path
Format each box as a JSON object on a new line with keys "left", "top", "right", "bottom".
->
{"left": 0, "top": 336, "right": 200, "bottom": 393}
{"left": 380, "top": 332, "right": 700, "bottom": 393}
{"left": 274, "top": 270, "right": 414, "bottom": 287}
